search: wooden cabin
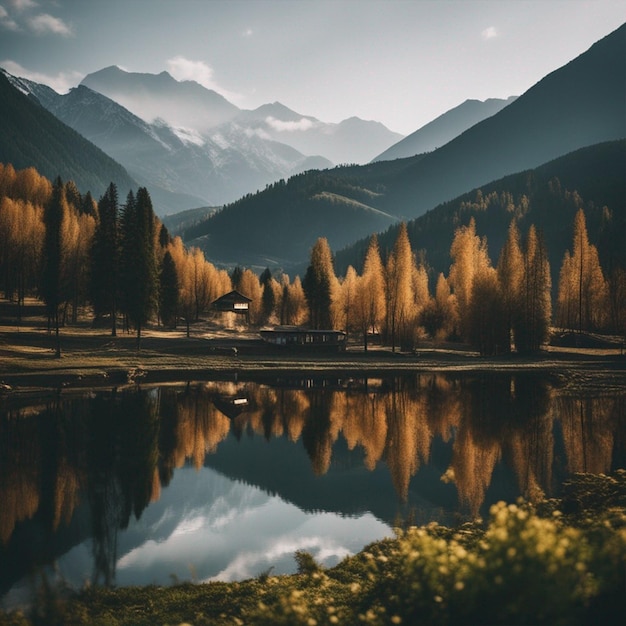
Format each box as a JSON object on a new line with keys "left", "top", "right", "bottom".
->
{"left": 211, "top": 290, "right": 252, "bottom": 322}
{"left": 260, "top": 326, "right": 347, "bottom": 352}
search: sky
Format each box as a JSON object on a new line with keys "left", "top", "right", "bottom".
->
{"left": 0, "top": 0, "right": 625, "bottom": 135}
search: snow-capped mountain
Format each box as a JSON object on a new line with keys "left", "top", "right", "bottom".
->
{"left": 231, "top": 102, "right": 404, "bottom": 164}
{"left": 8, "top": 73, "right": 333, "bottom": 214}
{"left": 81, "top": 66, "right": 403, "bottom": 165}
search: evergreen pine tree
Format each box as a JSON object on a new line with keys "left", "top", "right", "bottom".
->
{"left": 120, "top": 188, "right": 157, "bottom": 347}
{"left": 260, "top": 267, "right": 275, "bottom": 324}
{"left": 41, "top": 176, "right": 69, "bottom": 357}
{"left": 159, "top": 251, "right": 179, "bottom": 328}
{"left": 91, "top": 182, "right": 119, "bottom": 335}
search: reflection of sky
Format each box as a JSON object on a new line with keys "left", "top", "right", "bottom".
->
{"left": 115, "top": 468, "right": 390, "bottom": 585}
{"left": 4, "top": 467, "right": 390, "bottom": 606}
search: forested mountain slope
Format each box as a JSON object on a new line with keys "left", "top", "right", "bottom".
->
{"left": 183, "top": 24, "right": 625, "bottom": 270}
{"left": 379, "top": 22, "right": 626, "bottom": 218}
{"left": 335, "top": 140, "right": 626, "bottom": 288}
{"left": 0, "top": 71, "right": 136, "bottom": 200}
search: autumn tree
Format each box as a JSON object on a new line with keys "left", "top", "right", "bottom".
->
{"left": 238, "top": 268, "right": 263, "bottom": 324}
{"left": 411, "top": 259, "right": 430, "bottom": 339}
{"left": 421, "top": 273, "right": 458, "bottom": 341}
{"left": 606, "top": 267, "right": 626, "bottom": 337}
{"left": 65, "top": 207, "right": 95, "bottom": 323}
{"left": 496, "top": 221, "right": 524, "bottom": 353}
{"left": 385, "top": 223, "right": 415, "bottom": 351}
{"left": 466, "top": 266, "right": 508, "bottom": 355}
{"left": 355, "top": 235, "right": 386, "bottom": 351}
{"left": 260, "top": 268, "right": 276, "bottom": 325}
{"left": 514, "top": 226, "right": 552, "bottom": 353}
{"left": 302, "top": 237, "right": 337, "bottom": 329}
{"left": 336, "top": 265, "right": 359, "bottom": 334}
{"left": 448, "top": 217, "right": 492, "bottom": 342}
{"left": 279, "top": 275, "right": 308, "bottom": 325}
{"left": 0, "top": 197, "right": 44, "bottom": 319}
{"left": 556, "top": 208, "right": 608, "bottom": 333}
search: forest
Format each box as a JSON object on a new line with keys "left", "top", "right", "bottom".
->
{"left": 0, "top": 162, "right": 624, "bottom": 358}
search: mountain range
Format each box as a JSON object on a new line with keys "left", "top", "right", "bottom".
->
{"left": 81, "top": 66, "right": 405, "bottom": 166}
{"left": 1, "top": 23, "right": 624, "bottom": 276}
{"left": 2, "top": 65, "right": 405, "bottom": 214}
{"left": 0, "top": 70, "right": 136, "bottom": 201}
{"left": 183, "top": 22, "right": 626, "bottom": 271}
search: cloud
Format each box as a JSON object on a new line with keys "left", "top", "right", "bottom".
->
{"left": 28, "top": 12, "right": 73, "bottom": 36}
{"left": 481, "top": 26, "right": 498, "bottom": 40}
{"left": 166, "top": 55, "right": 243, "bottom": 103}
{"left": 0, "top": 6, "right": 19, "bottom": 30}
{"left": 167, "top": 55, "right": 215, "bottom": 89}
{"left": 9, "top": 0, "right": 37, "bottom": 11}
{"left": 242, "top": 27, "right": 253, "bottom": 37}
{"left": 266, "top": 116, "right": 314, "bottom": 132}
{"left": 1, "top": 59, "right": 82, "bottom": 93}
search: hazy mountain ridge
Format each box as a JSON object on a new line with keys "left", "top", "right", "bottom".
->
{"left": 81, "top": 66, "right": 403, "bottom": 166}
{"left": 0, "top": 70, "right": 136, "bottom": 200}
{"left": 380, "top": 23, "right": 626, "bottom": 219}
{"left": 232, "top": 103, "right": 404, "bottom": 164}
{"left": 182, "top": 22, "right": 625, "bottom": 270}
{"left": 372, "top": 96, "right": 517, "bottom": 162}
{"left": 81, "top": 65, "right": 240, "bottom": 132}
{"left": 8, "top": 76, "right": 332, "bottom": 214}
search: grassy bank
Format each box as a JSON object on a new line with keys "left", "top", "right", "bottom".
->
{"left": 1, "top": 472, "right": 624, "bottom": 626}
{"left": 1, "top": 308, "right": 625, "bottom": 394}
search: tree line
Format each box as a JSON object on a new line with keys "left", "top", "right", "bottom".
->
{"left": 302, "top": 209, "right": 624, "bottom": 355}
{"left": 0, "top": 163, "right": 624, "bottom": 356}
{"left": 0, "top": 164, "right": 309, "bottom": 352}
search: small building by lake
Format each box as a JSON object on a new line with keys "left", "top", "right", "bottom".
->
{"left": 211, "top": 290, "right": 252, "bottom": 324}
{"left": 260, "top": 326, "right": 347, "bottom": 352}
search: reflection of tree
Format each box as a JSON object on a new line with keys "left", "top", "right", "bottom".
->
{"left": 87, "top": 391, "right": 124, "bottom": 586}
{"left": 506, "top": 377, "right": 554, "bottom": 501}
{"left": 1, "top": 376, "right": 624, "bottom": 586}
{"left": 174, "top": 385, "right": 230, "bottom": 469}
{"left": 384, "top": 378, "right": 431, "bottom": 502}
{"left": 0, "top": 408, "right": 42, "bottom": 545}
{"left": 450, "top": 374, "right": 554, "bottom": 515}
{"left": 559, "top": 394, "right": 619, "bottom": 474}
{"left": 301, "top": 391, "right": 336, "bottom": 476}
{"left": 339, "top": 389, "right": 387, "bottom": 470}
{"left": 422, "top": 375, "right": 460, "bottom": 442}
{"left": 116, "top": 391, "right": 160, "bottom": 526}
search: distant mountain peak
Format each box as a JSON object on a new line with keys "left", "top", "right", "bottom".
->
{"left": 81, "top": 65, "right": 240, "bottom": 132}
{"left": 372, "top": 96, "right": 517, "bottom": 162}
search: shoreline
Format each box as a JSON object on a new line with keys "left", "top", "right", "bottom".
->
{"left": 1, "top": 325, "right": 625, "bottom": 394}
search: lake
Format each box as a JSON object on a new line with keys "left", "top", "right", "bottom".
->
{"left": 1, "top": 372, "right": 624, "bottom": 609}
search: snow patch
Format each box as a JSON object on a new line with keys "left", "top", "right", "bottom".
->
{"left": 171, "top": 125, "right": 206, "bottom": 147}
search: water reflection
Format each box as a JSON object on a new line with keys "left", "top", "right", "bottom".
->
{"left": 0, "top": 373, "right": 623, "bottom": 600}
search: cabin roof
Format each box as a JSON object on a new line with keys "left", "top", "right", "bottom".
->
{"left": 211, "top": 290, "right": 252, "bottom": 307}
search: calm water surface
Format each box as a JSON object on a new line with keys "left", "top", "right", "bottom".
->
{"left": 1, "top": 373, "right": 624, "bottom": 608}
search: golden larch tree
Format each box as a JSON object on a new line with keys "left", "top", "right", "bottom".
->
{"left": 385, "top": 223, "right": 414, "bottom": 351}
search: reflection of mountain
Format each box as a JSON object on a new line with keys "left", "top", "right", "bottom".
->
{"left": 204, "top": 433, "right": 457, "bottom": 527}
{"left": 1, "top": 376, "right": 623, "bottom": 603}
